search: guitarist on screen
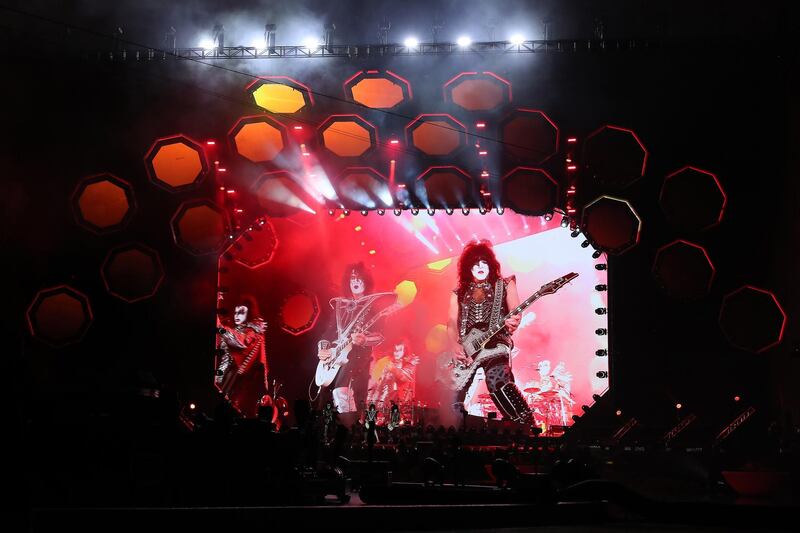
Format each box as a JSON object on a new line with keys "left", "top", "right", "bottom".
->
{"left": 447, "top": 240, "right": 534, "bottom": 425}
{"left": 317, "top": 262, "right": 395, "bottom": 414}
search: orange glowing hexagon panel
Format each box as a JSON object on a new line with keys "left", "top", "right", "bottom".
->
{"left": 406, "top": 114, "right": 467, "bottom": 156}
{"left": 229, "top": 115, "right": 287, "bottom": 163}
{"left": 319, "top": 115, "right": 377, "bottom": 157}
{"left": 582, "top": 196, "right": 642, "bottom": 255}
{"left": 72, "top": 173, "right": 136, "bottom": 234}
{"left": 280, "top": 291, "right": 320, "bottom": 335}
{"left": 344, "top": 70, "right": 412, "bottom": 109}
{"left": 444, "top": 71, "right": 512, "bottom": 112}
{"left": 416, "top": 166, "right": 475, "bottom": 209}
{"left": 145, "top": 135, "right": 209, "bottom": 191}
{"left": 501, "top": 109, "right": 559, "bottom": 164}
{"left": 26, "top": 285, "right": 93, "bottom": 347}
{"left": 101, "top": 243, "right": 165, "bottom": 303}
{"left": 247, "top": 76, "right": 313, "bottom": 114}
{"left": 171, "top": 199, "right": 231, "bottom": 255}
{"left": 336, "top": 167, "right": 393, "bottom": 210}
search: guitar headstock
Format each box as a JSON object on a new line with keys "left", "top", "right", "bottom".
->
{"left": 538, "top": 272, "right": 579, "bottom": 296}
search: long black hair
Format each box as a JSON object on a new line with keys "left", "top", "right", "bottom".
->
{"left": 341, "top": 261, "right": 374, "bottom": 296}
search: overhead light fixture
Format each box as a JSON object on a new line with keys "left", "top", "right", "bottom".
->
{"left": 581, "top": 240, "right": 590, "bottom": 248}
{"left": 596, "top": 371, "right": 608, "bottom": 378}
{"left": 543, "top": 212, "right": 553, "bottom": 221}
{"left": 456, "top": 35, "right": 472, "bottom": 47}
{"left": 595, "top": 264, "right": 607, "bottom": 270}
{"left": 592, "top": 250, "right": 602, "bottom": 259}
{"left": 595, "top": 308, "right": 607, "bottom": 315}
{"left": 302, "top": 36, "right": 320, "bottom": 49}
{"left": 404, "top": 36, "right": 419, "bottom": 48}
{"left": 595, "top": 328, "right": 607, "bottom": 335}
{"left": 595, "top": 349, "right": 608, "bottom": 357}
{"left": 509, "top": 34, "right": 525, "bottom": 45}
{"left": 595, "top": 284, "right": 608, "bottom": 291}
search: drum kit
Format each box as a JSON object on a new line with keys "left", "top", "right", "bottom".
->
{"left": 523, "top": 383, "right": 574, "bottom": 429}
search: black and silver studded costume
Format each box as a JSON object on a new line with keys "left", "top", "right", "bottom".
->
{"left": 453, "top": 276, "right": 533, "bottom": 424}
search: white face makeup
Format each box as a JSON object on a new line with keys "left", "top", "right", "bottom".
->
{"left": 234, "top": 305, "right": 249, "bottom": 325}
{"left": 350, "top": 275, "right": 365, "bottom": 296}
{"left": 471, "top": 260, "right": 490, "bottom": 281}
{"left": 393, "top": 344, "right": 405, "bottom": 360}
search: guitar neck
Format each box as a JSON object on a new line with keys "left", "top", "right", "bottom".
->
{"left": 334, "top": 303, "right": 400, "bottom": 356}
{"left": 478, "top": 291, "right": 541, "bottom": 344}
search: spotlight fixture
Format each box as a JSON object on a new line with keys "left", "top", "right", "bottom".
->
{"left": 543, "top": 212, "right": 553, "bottom": 221}
{"left": 592, "top": 250, "right": 602, "bottom": 259}
{"left": 393, "top": 208, "right": 402, "bottom": 216}
{"left": 595, "top": 307, "right": 607, "bottom": 315}
{"left": 592, "top": 394, "right": 601, "bottom": 402}
{"left": 571, "top": 230, "right": 580, "bottom": 238}
{"left": 560, "top": 216, "right": 570, "bottom": 228}
{"left": 581, "top": 240, "right": 590, "bottom": 248}
{"left": 403, "top": 36, "right": 419, "bottom": 48}
{"left": 496, "top": 207, "right": 505, "bottom": 215}
{"left": 509, "top": 33, "right": 525, "bottom": 45}
{"left": 361, "top": 210, "right": 368, "bottom": 216}
{"left": 327, "top": 209, "right": 335, "bottom": 216}
{"left": 479, "top": 207, "right": 487, "bottom": 215}
{"left": 581, "top": 405, "right": 590, "bottom": 413}
{"left": 445, "top": 207, "right": 454, "bottom": 215}
{"left": 595, "top": 264, "right": 607, "bottom": 270}
{"left": 462, "top": 207, "right": 470, "bottom": 215}
{"left": 616, "top": 410, "right": 622, "bottom": 416}
{"left": 595, "top": 349, "right": 608, "bottom": 357}
{"left": 302, "top": 36, "right": 320, "bottom": 49}
{"left": 595, "top": 284, "right": 608, "bottom": 291}
{"left": 596, "top": 371, "right": 608, "bottom": 378}
{"left": 342, "top": 209, "right": 350, "bottom": 216}
{"left": 595, "top": 328, "right": 607, "bottom": 335}
{"left": 572, "top": 415, "right": 581, "bottom": 422}
{"left": 427, "top": 208, "right": 435, "bottom": 216}
{"left": 456, "top": 35, "right": 472, "bottom": 47}
{"left": 675, "top": 403, "right": 683, "bottom": 409}
{"left": 410, "top": 207, "right": 419, "bottom": 215}
{"left": 377, "top": 209, "right": 385, "bottom": 216}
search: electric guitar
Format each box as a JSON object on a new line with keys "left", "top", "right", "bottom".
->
{"left": 315, "top": 302, "right": 402, "bottom": 387}
{"left": 448, "top": 272, "right": 579, "bottom": 391}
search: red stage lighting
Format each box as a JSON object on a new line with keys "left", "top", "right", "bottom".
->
{"left": 72, "top": 173, "right": 136, "bottom": 234}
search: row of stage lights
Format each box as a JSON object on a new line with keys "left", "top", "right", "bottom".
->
{"left": 199, "top": 33, "right": 529, "bottom": 51}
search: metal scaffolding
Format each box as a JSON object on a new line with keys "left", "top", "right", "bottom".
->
{"left": 91, "top": 39, "right": 658, "bottom": 62}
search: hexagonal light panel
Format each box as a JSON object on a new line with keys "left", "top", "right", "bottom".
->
{"left": 416, "top": 166, "right": 475, "bottom": 209}
{"left": 502, "top": 167, "right": 559, "bottom": 216}
{"left": 145, "top": 135, "right": 209, "bottom": 191}
{"left": 170, "top": 199, "right": 230, "bottom": 255}
{"left": 247, "top": 76, "right": 313, "bottom": 114}
{"left": 26, "top": 285, "right": 92, "bottom": 347}
{"left": 344, "top": 70, "right": 412, "bottom": 109}
{"left": 233, "top": 219, "right": 279, "bottom": 269}
{"left": 660, "top": 166, "right": 726, "bottom": 231}
{"left": 319, "top": 115, "right": 377, "bottom": 157}
{"left": 720, "top": 286, "right": 786, "bottom": 353}
{"left": 584, "top": 125, "right": 648, "bottom": 188}
{"left": 336, "top": 167, "right": 393, "bottom": 210}
{"left": 582, "top": 195, "right": 642, "bottom": 254}
{"left": 254, "top": 171, "right": 318, "bottom": 218}
{"left": 444, "top": 71, "right": 512, "bottom": 112}
{"left": 72, "top": 173, "right": 136, "bottom": 234}
{"left": 652, "top": 240, "right": 715, "bottom": 299}
{"left": 280, "top": 290, "right": 320, "bottom": 335}
{"left": 229, "top": 115, "right": 287, "bottom": 163}
{"left": 101, "top": 243, "right": 165, "bottom": 302}
{"left": 501, "top": 108, "right": 559, "bottom": 163}
{"left": 406, "top": 114, "right": 467, "bottom": 156}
